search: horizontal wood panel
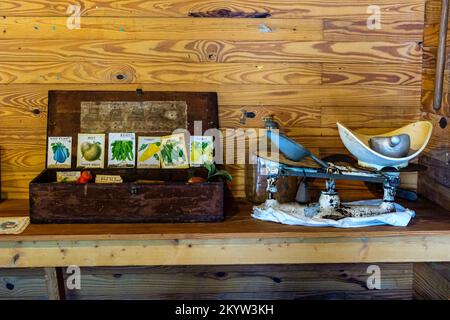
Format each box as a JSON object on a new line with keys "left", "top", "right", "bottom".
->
{"left": 413, "top": 263, "right": 450, "bottom": 299}
{"left": 321, "top": 106, "right": 421, "bottom": 127}
{"left": 3, "top": 198, "right": 449, "bottom": 242}
{"left": 323, "top": 63, "right": 422, "bottom": 85}
{"left": 0, "top": 17, "right": 323, "bottom": 41}
{"left": 64, "top": 289, "right": 415, "bottom": 299}
{"left": 324, "top": 20, "right": 424, "bottom": 41}
{"left": 63, "top": 264, "right": 412, "bottom": 300}
{"left": 0, "top": 62, "right": 322, "bottom": 85}
{"left": 0, "top": 0, "right": 425, "bottom": 19}
{"left": 0, "top": 84, "right": 422, "bottom": 107}
{"left": 0, "top": 40, "right": 422, "bottom": 63}
{"left": 0, "top": 268, "right": 49, "bottom": 299}
{"left": 0, "top": 61, "right": 421, "bottom": 86}
{"left": 2, "top": 235, "right": 449, "bottom": 266}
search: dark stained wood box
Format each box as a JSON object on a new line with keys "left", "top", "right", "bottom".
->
{"left": 29, "top": 91, "right": 224, "bottom": 223}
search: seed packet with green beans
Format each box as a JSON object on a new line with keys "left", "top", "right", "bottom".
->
{"left": 108, "top": 133, "right": 136, "bottom": 168}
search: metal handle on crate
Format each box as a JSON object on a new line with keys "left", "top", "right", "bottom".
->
{"left": 130, "top": 186, "right": 139, "bottom": 195}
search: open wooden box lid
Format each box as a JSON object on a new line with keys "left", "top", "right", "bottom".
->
{"left": 46, "top": 90, "right": 218, "bottom": 169}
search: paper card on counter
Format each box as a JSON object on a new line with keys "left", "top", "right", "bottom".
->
{"left": 77, "top": 134, "right": 105, "bottom": 168}
{"left": 190, "top": 136, "right": 214, "bottom": 167}
{"left": 160, "top": 133, "right": 189, "bottom": 169}
{"left": 137, "top": 137, "right": 161, "bottom": 168}
{"left": 47, "top": 137, "right": 72, "bottom": 168}
{"left": 108, "top": 133, "right": 136, "bottom": 168}
{"left": 56, "top": 171, "right": 81, "bottom": 182}
{"left": 95, "top": 175, "right": 123, "bottom": 184}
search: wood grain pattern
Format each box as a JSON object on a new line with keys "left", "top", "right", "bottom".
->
{"left": 323, "top": 63, "right": 422, "bottom": 85}
{"left": 0, "top": 40, "right": 422, "bottom": 63}
{"left": 419, "top": 0, "right": 450, "bottom": 209}
{"left": 0, "top": 198, "right": 450, "bottom": 266}
{"left": 0, "top": 0, "right": 425, "bottom": 19}
{"left": 324, "top": 20, "right": 424, "bottom": 41}
{"left": 413, "top": 263, "right": 450, "bottom": 299}
{"left": 0, "top": 17, "right": 323, "bottom": 41}
{"left": 0, "top": 0, "right": 427, "bottom": 200}
{"left": 0, "top": 84, "right": 422, "bottom": 107}
{"left": 0, "top": 62, "right": 322, "bottom": 85}
{"left": 1, "top": 232, "right": 450, "bottom": 267}
{"left": 2, "top": 198, "right": 450, "bottom": 242}
{"left": 0, "top": 268, "right": 49, "bottom": 300}
{"left": 62, "top": 264, "right": 413, "bottom": 300}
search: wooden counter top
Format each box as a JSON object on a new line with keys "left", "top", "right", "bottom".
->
{"left": 0, "top": 198, "right": 449, "bottom": 267}
{"left": 1, "top": 198, "right": 450, "bottom": 240}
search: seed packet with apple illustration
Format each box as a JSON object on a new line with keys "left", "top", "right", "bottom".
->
{"left": 108, "top": 133, "right": 136, "bottom": 168}
{"left": 137, "top": 137, "right": 161, "bottom": 168}
{"left": 160, "top": 133, "right": 189, "bottom": 169}
{"left": 190, "top": 136, "right": 214, "bottom": 167}
{"left": 77, "top": 134, "right": 105, "bottom": 168}
{"left": 47, "top": 137, "right": 72, "bottom": 168}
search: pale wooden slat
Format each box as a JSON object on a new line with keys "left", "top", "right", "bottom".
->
{"left": 1, "top": 235, "right": 449, "bottom": 267}
{"left": 0, "top": 40, "right": 423, "bottom": 63}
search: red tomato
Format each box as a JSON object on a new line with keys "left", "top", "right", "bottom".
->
{"left": 187, "top": 176, "right": 206, "bottom": 184}
{"left": 80, "top": 170, "right": 93, "bottom": 181}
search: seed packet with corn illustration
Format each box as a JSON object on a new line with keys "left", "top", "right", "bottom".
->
{"left": 190, "top": 136, "right": 214, "bottom": 167}
{"left": 160, "top": 133, "right": 189, "bottom": 169}
{"left": 137, "top": 137, "right": 161, "bottom": 168}
{"left": 47, "top": 137, "right": 72, "bottom": 168}
{"left": 108, "top": 133, "right": 136, "bottom": 168}
{"left": 77, "top": 133, "right": 105, "bottom": 168}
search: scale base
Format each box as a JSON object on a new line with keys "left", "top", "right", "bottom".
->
{"left": 257, "top": 191, "right": 397, "bottom": 221}
{"left": 304, "top": 191, "right": 396, "bottom": 220}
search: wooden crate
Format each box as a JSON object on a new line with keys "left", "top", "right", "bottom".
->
{"left": 29, "top": 91, "right": 224, "bottom": 223}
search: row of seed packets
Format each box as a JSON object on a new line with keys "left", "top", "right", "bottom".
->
{"left": 47, "top": 133, "right": 214, "bottom": 169}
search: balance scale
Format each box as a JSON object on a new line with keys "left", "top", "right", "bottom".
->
{"left": 253, "top": 121, "right": 433, "bottom": 220}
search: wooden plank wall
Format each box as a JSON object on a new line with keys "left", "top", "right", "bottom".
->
{"left": 419, "top": 0, "right": 450, "bottom": 210}
{"left": 63, "top": 264, "right": 413, "bottom": 300}
{"left": 0, "top": 268, "right": 50, "bottom": 299}
{"left": 0, "top": 264, "right": 414, "bottom": 300}
{"left": 0, "top": 0, "right": 425, "bottom": 199}
{"left": 413, "top": 262, "right": 450, "bottom": 299}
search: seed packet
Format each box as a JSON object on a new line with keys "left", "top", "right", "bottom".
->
{"left": 137, "top": 137, "right": 161, "bottom": 168}
{"left": 77, "top": 134, "right": 105, "bottom": 168}
{"left": 190, "top": 136, "right": 214, "bottom": 166}
{"left": 160, "top": 133, "right": 189, "bottom": 169}
{"left": 47, "top": 137, "right": 72, "bottom": 168}
{"left": 108, "top": 133, "right": 136, "bottom": 168}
